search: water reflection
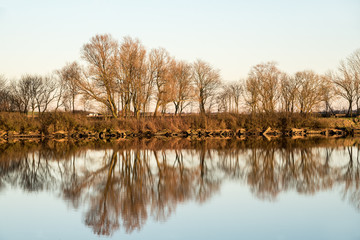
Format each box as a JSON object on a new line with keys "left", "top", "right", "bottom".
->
{"left": 0, "top": 138, "right": 360, "bottom": 236}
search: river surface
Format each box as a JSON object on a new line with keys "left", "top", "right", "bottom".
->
{"left": 0, "top": 138, "right": 359, "bottom": 239}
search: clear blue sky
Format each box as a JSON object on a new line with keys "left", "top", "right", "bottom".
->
{"left": 0, "top": 0, "right": 359, "bottom": 82}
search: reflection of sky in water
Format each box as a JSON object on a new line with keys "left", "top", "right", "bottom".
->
{"left": 0, "top": 143, "right": 360, "bottom": 240}
{"left": 1, "top": 181, "right": 359, "bottom": 240}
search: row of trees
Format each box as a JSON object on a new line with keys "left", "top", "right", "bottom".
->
{"left": 0, "top": 34, "right": 359, "bottom": 117}
{"left": 0, "top": 74, "right": 57, "bottom": 115}
{"left": 74, "top": 34, "right": 222, "bottom": 118}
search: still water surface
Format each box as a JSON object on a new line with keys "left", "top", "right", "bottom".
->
{"left": 0, "top": 138, "right": 359, "bottom": 239}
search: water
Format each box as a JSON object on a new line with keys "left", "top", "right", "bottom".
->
{"left": 0, "top": 138, "right": 359, "bottom": 239}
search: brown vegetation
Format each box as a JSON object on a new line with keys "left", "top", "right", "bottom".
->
{"left": 1, "top": 112, "right": 359, "bottom": 140}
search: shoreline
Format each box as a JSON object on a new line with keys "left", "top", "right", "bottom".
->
{"left": 0, "top": 127, "right": 357, "bottom": 141}
{"left": 2, "top": 112, "right": 360, "bottom": 142}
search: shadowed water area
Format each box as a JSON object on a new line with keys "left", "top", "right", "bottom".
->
{"left": 0, "top": 138, "right": 359, "bottom": 239}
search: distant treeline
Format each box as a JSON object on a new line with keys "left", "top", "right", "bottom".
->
{"left": 0, "top": 34, "right": 359, "bottom": 118}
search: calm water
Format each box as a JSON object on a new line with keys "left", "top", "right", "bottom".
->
{"left": 0, "top": 138, "right": 359, "bottom": 240}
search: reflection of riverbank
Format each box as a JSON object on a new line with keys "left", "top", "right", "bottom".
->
{"left": 0, "top": 127, "right": 356, "bottom": 141}
{"left": 0, "top": 138, "right": 360, "bottom": 236}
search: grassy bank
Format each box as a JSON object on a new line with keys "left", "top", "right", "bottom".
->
{"left": 0, "top": 112, "right": 359, "bottom": 138}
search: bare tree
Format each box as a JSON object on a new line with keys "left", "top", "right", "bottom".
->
{"left": 192, "top": 59, "right": 221, "bottom": 114}
{"left": 348, "top": 50, "right": 360, "bottom": 114}
{"left": 333, "top": 61, "right": 356, "bottom": 116}
{"left": 244, "top": 76, "right": 260, "bottom": 113}
{"left": 0, "top": 74, "right": 6, "bottom": 92}
{"left": 295, "top": 70, "right": 325, "bottom": 114}
{"left": 11, "top": 75, "right": 33, "bottom": 114}
{"left": 228, "top": 82, "right": 242, "bottom": 113}
{"left": 0, "top": 75, "right": 16, "bottom": 112}
{"left": 169, "top": 60, "right": 193, "bottom": 115}
{"left": 57, "top": 62, "right": 81, "bottom": 113}
{"left": 118, "top": 37, "right": 147, "bottom": 118}
{"left": 216, "top": 82, "right": 242, "bottom": 113}
{"left": 216, "top": 85, "right": 231, "bottom": 112}
{"left": 29, "top": 75, "right": 42, "bottom": 117}
{"left": 10, "top": 74, "right": 57, "bottom": 115}
{"left": 321, "top": 73, "right": 336, "bottom": 116}
{"left": 248, "top": 62, "right": 281, "bottom": 113}
{"left": 149, "top": 48, "right": 172, "bottom": 116}
{"left": 77, "top": 34, "right": 119, "bottom": 118}
{"left": 280, "top": 73, "right": 298, "bottom": 113}
{"left": 34, "top": 75, "right": 57, "bottom": 114}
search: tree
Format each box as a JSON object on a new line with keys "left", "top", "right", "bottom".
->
{"left": 28, "top": 75, "right": 43, "bottom": 116}
{"left": 216, "top": 82, "right": 242, "bottom": 113}
{"left": 321, "top": 73, "right": 336, "bottom": 116}
{"left": 244, "top": 76, "right": 260, "bottom": 113}
{"left": 77, "top": 34, "right": 119, "bottom": 118}
{"left": 57, "top": 62, "right": 81, "bottom": 113}
{"left": 169, "top": 60, "right": 193, "bottom": 115}
{"left": 348, "top": 49, "right": 360, "bottom": 114}
{"left": 10, "top": 74, "right": 57, "bottom": 115}
{"left": 216, "top": 84, "right": 231, "bottom": 112}
{"left": 333, "top": 61, "right": 356, "bottom": 116}
{"left": 247, "top": 62, "right": 281, "bottom": 113}
{"left": 0, "top": 74, "right": 6, "bottom": 92}
{"left": 227, "top": 82, "right": 242, "bottom": 113}
{"left": 34, "top": 75, "right": 57, "bottom": 114}
{"left": 0, "top": 75, "right": 16, "bottom": 112}
{"left": 118, "top": 37, "right": 147, "bottom": 118}
{"left": 149, "top": 48, "right": 172, "bottom": 116}
{"left": 295, "top": 70, "right": 325, "bottom": 114}
{"left": 11, "top": 75, "right": 33, "bottom": 114}
{"left": 192, "top": 59, "right": 221, "bottom": 114}
{"left": 280, "top": 73, "right": 298, "bottom": 113}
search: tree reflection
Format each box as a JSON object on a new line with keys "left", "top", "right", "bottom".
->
{"left": 340, "top": 146, "right": 360, "bottom": 210}
{"left": 1, "top": 138, "right": 360, "bottom": 235}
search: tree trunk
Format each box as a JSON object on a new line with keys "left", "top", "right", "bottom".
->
{"left": 154, "top": 100, "right": 160, "bottom": 117}
{"left": 347, "top": 100, "right": 353, "bottom": 117}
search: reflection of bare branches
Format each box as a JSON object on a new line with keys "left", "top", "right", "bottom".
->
{"left": 340, "top": 146, "right": 360, "bottom": 211}
{"left": 85, "top": 151, "right": 119, "bottom": 235}
{"left": 2, "top": 138, "right": 360, "bottom": 235}
{"left": 245, "top": 146, "right": 340, "bottom": 200}
{"left": 247, "top": 148, "right": 280, "bottom": 200}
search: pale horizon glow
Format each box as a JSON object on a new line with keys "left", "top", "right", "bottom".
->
{"left": 0, "top": 0, "right": 359, "bottom": 82}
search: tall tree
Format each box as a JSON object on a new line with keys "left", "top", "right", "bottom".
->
{"left": 333, "top": 61, "right": 356, "bottom": 116}
{"left": 77, "top": 34, "right": 119, "bottom": 118}
{"left": 192, "top": 60, "right": 221, "bottom": 114}
{"left": 280, "top": 73, "right": 298, "bottom": 113}
{"left": 149, "top": 48, "right": 172, "bottom": 116}
{"left": 320, "top": 73, "right": 336, "bottom": 116}
{"left": 57, "top": 61, "right": 81, "bottom": 113}
{"left": 0, "top": 75, "right": 16, "bottom": 112}
{"left": 247, "top": 62, "right": 281, "bottom": 113}
{"left": 216, "top": 84, "right": 231, "bottom": 112}
{"left": 295, "top": 70, "right": 325, "bottom": 114}
{"left": 348, "top": 49, "right": 360, "bottom": 114}
{"left": 11, "top": 75, "right": 33, "bottom": 114}
{"left": 228, "top": 82, "right": 242, "bottom": 113}
{"left": 244, "top": 76, "right": 260, "bottom": 113}
{"left": 34, "top": 75, "right": 57, "bottom": 114}
{"left": 118, "top": 37, "right": 147, "bottom": 118}
{"left": 169, "top": 60, "right": 193, "bottom": 115}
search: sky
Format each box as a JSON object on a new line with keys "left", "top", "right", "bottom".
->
{"left": 0, "top": 0, "right": 359, "bottom": 82}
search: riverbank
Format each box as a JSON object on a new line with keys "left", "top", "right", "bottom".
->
{"left": 1, "top": 112, "right": 360, "bottom": 140}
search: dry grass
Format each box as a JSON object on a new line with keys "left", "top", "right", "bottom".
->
{"left": 0, "top": 112, "right": 357, "bottom": 135}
